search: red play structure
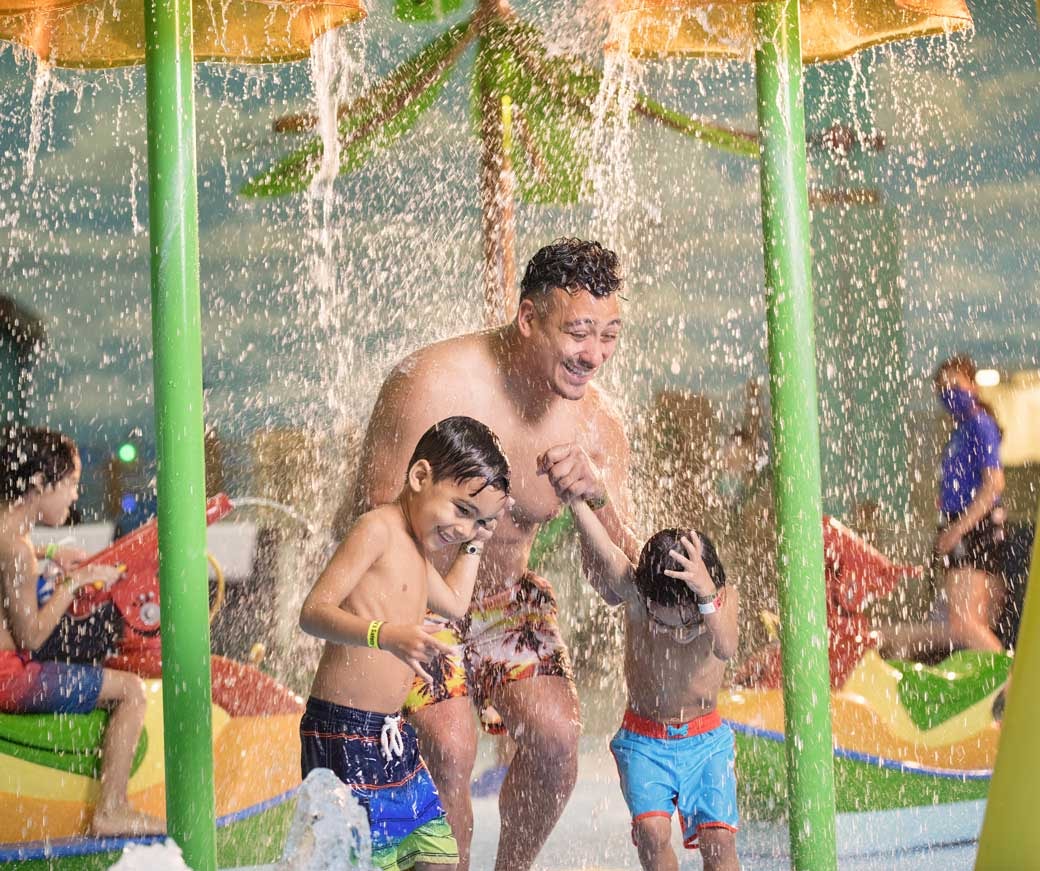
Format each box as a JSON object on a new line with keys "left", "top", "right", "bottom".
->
{"left": 736, "top": 515, "right": 924, "bottom": 689}
{"left": 64, "top": 493, "right": 300, "bottom": 715}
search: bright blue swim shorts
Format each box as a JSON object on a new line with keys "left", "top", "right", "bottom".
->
{"left": 609, "top": 708, "right": 739, "bottom": 850}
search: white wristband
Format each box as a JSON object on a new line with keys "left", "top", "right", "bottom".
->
{"left": 698, "top": 595, "right": 720, "bottom": 615}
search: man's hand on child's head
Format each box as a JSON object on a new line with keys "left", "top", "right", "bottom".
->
{"left": 664, "top": 535, "right": 715, "bottom": 598}
{"left": 380, "top": 623, "right": 454, "bottom": 684}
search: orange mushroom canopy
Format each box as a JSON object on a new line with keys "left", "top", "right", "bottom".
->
{"left": 0, "top": 0, "right": 363, "bottom": 68}
{"left": 610, "top": 0, "right": 972, "bottom": 63}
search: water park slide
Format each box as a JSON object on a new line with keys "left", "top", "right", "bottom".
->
{"left": 723, "top": 515, "right": 1009, "bottom": 817}
{"left": 722, "top": 649, "right": 1005, "bottom": 818}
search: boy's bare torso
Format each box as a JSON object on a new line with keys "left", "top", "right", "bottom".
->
{"left": 309, "top": 504, "right": 436, "bottom": 713}
{"left": 623, "top": 602, "right": 726, "bottom": 722}
{"left": 364, "top": 333, "right": 621, "bottom": 597}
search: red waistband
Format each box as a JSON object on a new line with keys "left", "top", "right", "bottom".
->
{"left": 621, "top": 708, "right": 721, "bottom": 739}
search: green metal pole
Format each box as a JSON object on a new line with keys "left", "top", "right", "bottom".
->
{"left": 142, "top": 0, "right": 215, "bottom": 867}
{"left": 753, "top": 2, "right": 838, "bottom": 869}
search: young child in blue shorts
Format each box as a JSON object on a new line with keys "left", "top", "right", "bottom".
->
{"left": 0, "top": 427, "right": 163, "bottom": 836}
{"left": 570, "top": 499, "right": 740, "bottom": 871}
{"left": 299, "top": 416, "right": 512, "bottom": 871}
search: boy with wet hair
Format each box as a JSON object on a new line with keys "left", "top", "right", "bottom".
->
{"left": 299, "top": 416, "right": 512, "bottom": 871}
{"left": 570, "top": 500, "right": 740, "bottom": 871}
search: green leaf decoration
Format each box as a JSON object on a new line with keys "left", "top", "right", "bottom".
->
{"left": 528, "top": 507, "right": 575, "bottom": 571}
{"left": 394, "top": 0, "right": 465, "bottom": 23}
{"left": 633, "top": 95, "right": 758, "bottom": 158}
{"left": 0, "top": 710, "right": 148, "bottom": 779}
{"left": 474, "top": 22, "right": 588, "bottom": 206}
{"left": 502, "top": 18, "right": 757, "bottom": 161}
{"left": 243, "top": 21, "right": 476, "bottom": 197}
{"left": 889, "top": 650, "right": 1012, "bottom": 731}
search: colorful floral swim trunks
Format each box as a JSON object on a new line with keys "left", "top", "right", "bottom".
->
{"left": 403, "top": 571, "right": 573, "bottom": 732}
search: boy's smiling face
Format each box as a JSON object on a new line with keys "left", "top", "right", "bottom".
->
{"left": 408, "top": 462, "right": 510, "bottom": 553}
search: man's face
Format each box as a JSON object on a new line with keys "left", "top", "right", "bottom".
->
{"left": 524, "top": 288, "right": 622, "bottom": 401}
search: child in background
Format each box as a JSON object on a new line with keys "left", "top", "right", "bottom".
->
{"left": 0, "top": 427, "right": 164, "bottom": 836}
{"left": 299, "top": 416, "right": 512, "bottom": 871}
{"left": 570, "top": 499, "right": 740, "bottom": 871}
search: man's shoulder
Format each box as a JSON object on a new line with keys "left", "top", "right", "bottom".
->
{"left": 389, "top": 333, "right": 490, "bottom": 386}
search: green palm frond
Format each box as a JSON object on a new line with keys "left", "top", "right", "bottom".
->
{"left": 244, "top": 10, "right": 755, "bottom": 200}
{"left": 394, "top": 0, "right": 466, "bottom": 22}
{"left": 475, "top": 22, "right": 587, "bottom": 205}
{"left": 242, "top": 20, "right": 477, "bottom": 197}
{"left": 502, "top": 19, "right": 758, "bottom": 160}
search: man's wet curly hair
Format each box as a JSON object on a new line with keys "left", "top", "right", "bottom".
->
{"left": 520, "top": 238, "right": 622, "bottom": 304}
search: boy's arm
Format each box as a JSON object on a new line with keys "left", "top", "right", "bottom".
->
{"left": 426, "top": 497, "right": 514, "bottom": 619}
{"left": 665, "top": 536, "right": 739, "bottom": 661}
{"left": 298, "top": 513, "right": 452, "bottom": 682}
{"left": 570, "top": 500, "right": 636, "bottom": 606}
{"left": 299, "top": 513, "right": 391, "bottom": 645}
{"left": 425, "top": 545, "right": 484, "bottom": 620}
{"left": 538, "top": 413, "right": 641, "bottom": 567}
{"left": 702, "top": 586, "right": 739, "bottom": 661}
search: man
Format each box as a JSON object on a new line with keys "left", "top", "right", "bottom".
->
{"left": 350, "top": 238, "right": 638, "bottom": 871}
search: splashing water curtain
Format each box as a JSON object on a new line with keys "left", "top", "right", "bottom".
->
{"left": 0, "top": 1, "right": 364, "bottom": 869}
{"left": 249, "top": 0, "right": 762, "bottom": 326}
{"left": 608, "top": 2, "right": 973, "bottom": 869}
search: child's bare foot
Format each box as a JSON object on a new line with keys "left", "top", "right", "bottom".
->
{"left": 89, "top": 807, "right": 166, "bottom": 837}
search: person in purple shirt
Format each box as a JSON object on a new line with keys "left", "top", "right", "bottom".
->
{"left": 877, "top": 354, "right": 1009, "bottom": 661}
{"left": 933, "top": 354, "right": 1007, "bottom": 652}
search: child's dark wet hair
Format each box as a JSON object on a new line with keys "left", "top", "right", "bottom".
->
{"left": 408, "top": 416, "right": 510, "bottom": 496}
{"left": 0, "top": 427, "right": 78, "bottom": 505}
{"left": 634, "top": 528, "right": 726, "bottom": 607}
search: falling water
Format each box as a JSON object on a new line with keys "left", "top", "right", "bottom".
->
{"left": 23, "top": 58, "right": 51, "bottom": 183}
{"left": 0, "top": 1, "right": 1037, "bottom": 867}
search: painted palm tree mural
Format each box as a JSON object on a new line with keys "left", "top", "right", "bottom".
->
{"left": 243, "top": 0, "right": 757, "bottom": 323}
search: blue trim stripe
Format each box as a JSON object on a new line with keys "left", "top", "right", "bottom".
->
{"left": 0, "top": 788, "right": 299, "bottom": 863}
{"left": 725, "top": 719, "right": 993, "bottom": 782}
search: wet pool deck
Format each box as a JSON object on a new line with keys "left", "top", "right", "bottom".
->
{"left": 468, "top": 738, "right": 982, "bottom": 870}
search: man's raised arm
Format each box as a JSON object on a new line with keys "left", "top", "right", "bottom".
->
{"left": 538, "top": 408, "right": 641, "bottom": 574}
